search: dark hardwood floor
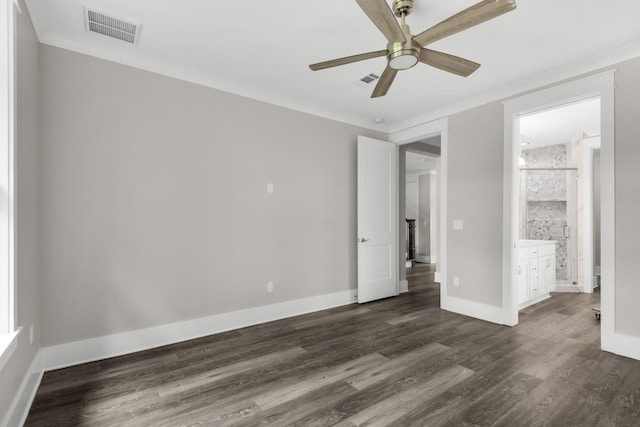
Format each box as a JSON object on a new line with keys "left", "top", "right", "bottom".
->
{"left": 25, "top": 264, "right": 640, "bottom": 426}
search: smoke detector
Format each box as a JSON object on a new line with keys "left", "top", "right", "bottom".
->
{"left": 84, "top": 8, "right": 141, "bottom": 45}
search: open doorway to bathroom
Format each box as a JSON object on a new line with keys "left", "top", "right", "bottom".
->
{"left": 503, "top": 72, "right": 614, "bottom": 351}
{"left": 516, "top": 97, "right": 601, "bottom": 310}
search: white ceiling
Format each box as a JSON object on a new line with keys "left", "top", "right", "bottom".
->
{"left": 520, "top": 97, "right": 600, "bottom": 149}
{"left": 24, "top": 0, "right": 640, "bottom": 132}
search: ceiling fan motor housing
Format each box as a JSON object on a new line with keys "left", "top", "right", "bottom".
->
{"left": 387, "top": 40, "right": 420, "bottom": 69}
{"left": 387, "top": 22, "right": 420, "bottom": 70}
{"left": 392, "top": 0, "right": 414, "bottom": 17}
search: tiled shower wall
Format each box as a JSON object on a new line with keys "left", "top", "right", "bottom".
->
{"left": 520, "top": 144, "right": 572, "bottom": 281}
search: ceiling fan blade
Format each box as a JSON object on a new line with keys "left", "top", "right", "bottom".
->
{"left": 355, "top": 0, "right": 407, "bottom": 44}
{"left": 419, "top": 48, "right": 480, "bottom": 77}
{"left": 309, "top": 50, "right": 387, "bottom": 71}
{"left": 371, "top": 66, "right": 398, "bottom": 98}
{"left": 413, "top": 0, "right": 516, "bottom": 47}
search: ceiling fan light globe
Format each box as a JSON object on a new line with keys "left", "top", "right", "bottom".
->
{"left": 389, "top": 54, "right": 418, "bottom": 70}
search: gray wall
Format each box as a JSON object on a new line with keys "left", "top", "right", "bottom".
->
{"left": 418, "top": 173, "right": 430, "bottom": 258}
{"left": 405, "top": 178, "right": 418, "bottom": 220}
{"left": 445, "top": 58, "right": 640, "bottom": 339}
{"left": 614, "top": 58, "right": 640, "bottom": 337}
{"left": 39, "top": 46, "right": 384, "bottom": 346}
{"left": 398, "top": 149, "right": 406, "bottom": 283}
{"left": 0, "top": 1, "right": 41, "bottom": 419}
{"left": 593, "top": 149, "right": 600, "bottom": 270}
{"left": 447, "top": 102, "right": 504, "bottom": 306}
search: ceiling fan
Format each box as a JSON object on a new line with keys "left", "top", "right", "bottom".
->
{"left": 309, "top": 0, "right": 516, "bottom": 98}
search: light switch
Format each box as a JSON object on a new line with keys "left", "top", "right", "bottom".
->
{"left": 453, "top": 220, "right": 463, "bottom": 230}
{"left": 267, "top": 183, "right": 274, "bottom": 193}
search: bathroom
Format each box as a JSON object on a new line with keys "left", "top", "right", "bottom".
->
{"left": 517, "top": 97, "right": 601, "bottom": 307}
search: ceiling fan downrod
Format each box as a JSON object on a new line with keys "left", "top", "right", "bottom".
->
{"left": 388, "top": 0, "right": 419, "bottom": 70}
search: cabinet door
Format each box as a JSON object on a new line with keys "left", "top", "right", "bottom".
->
{"left": 538, "top": 255, "right": 552, "bottom": 294}
{"left": 518, "top": 259, "right": 529, "bottom": 304}
{"left": 529, "top": 258, "right": 539, "bottom": 300}
{"left": 544, "top": 254, "right": 556, "bottom": 292}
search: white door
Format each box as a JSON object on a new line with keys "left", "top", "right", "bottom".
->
{"left": 357, "top": 136, "right": 398, "bottom": 303}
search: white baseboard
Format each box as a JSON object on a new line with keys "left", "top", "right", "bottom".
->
{"left": 416, "top": 255, "right": 431, "bottom": 263}
{"left": 555, "top": 284, "right": 584, "bottom": 293}
{"left": 399, "top": 280, "right": 408, "bottom": 293}
{"left": 518, "top": 294, "right": 551, "bottom": 310}
{"left": 1, "top": 353, "right": 43, "bottom": 427}
{"left": 441, "top": 295, "right": 505, "bottom": 325}
{"left": 603, "top": 331, "right": 640, "bottom": 361}
{"left": 40, "top": 289, "right": 357, "bottom": 371}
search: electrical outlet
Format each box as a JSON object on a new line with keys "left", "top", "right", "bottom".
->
{"left": 30, "top": 326, "right": 34, "bottom": 344}
{"left": 453, "top": 277, "right": 460, "bottom": 287}
{"left": 267, "top": 281, "right": 273, "bottom": 292}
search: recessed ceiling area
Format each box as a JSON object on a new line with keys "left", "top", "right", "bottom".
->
{"left": 406, "top": 151, "right": 436, "bottom": 174}
{"left": 520, "top": 98, "right": 600, "bottom": 150}
{"left": 23, "top": 0, "right": 640, "bottom": 131}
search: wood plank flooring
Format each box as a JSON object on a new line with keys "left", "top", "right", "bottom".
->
{"left": 25, "top": 265, "right": 640, "bottom": 426}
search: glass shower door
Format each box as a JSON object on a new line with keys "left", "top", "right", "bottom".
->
{"left": 520, "top": 168, "right": 578, "bottom": 284}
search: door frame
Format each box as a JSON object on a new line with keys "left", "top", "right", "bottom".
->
{"left": 582, "top": 136, "right": 601, "bottom": 294}
{"left": 503, "top": 71, "right": 615, "bottom": 352}
{"left": 389, "top": 118, "right": 448, "bottom": 306}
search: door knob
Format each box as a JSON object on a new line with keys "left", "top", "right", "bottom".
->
{"left": 358, "top": 237, "right": 370, "bottom": 243}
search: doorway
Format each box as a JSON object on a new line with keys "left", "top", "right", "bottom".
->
{"left": 390, "top": 117, "right": 448, "bottom": 311}
{"left": 517, "top": 98, "right": 601, "bottom": 293}
{"left": 503, "top": 71, "right": 615, "bottom": 355}
{"left": 397, "top": 136, "right": 442, "bottom": 295}
{"left": 405, "top": 151, "right": 437, "bottom": 269}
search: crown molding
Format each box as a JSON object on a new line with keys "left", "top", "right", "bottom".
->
{"left": 36, "top": 32, "right": 391, "bottom": 134}
{"left": 391, "top": 40, "right": 640, "bottom": 134}
{"left": 32, "top": 30, "right": 640, "bottom": 136}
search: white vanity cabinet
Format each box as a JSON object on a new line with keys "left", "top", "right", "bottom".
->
{"left": 518, "top": 240, "right": 556, "bottom": 309}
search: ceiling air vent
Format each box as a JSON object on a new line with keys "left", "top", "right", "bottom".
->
{"left": 84, "top": 8, "right": 141, "bottom": 44}
{"left": 355, "top": 73, "right": 379, "bottom": 87}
